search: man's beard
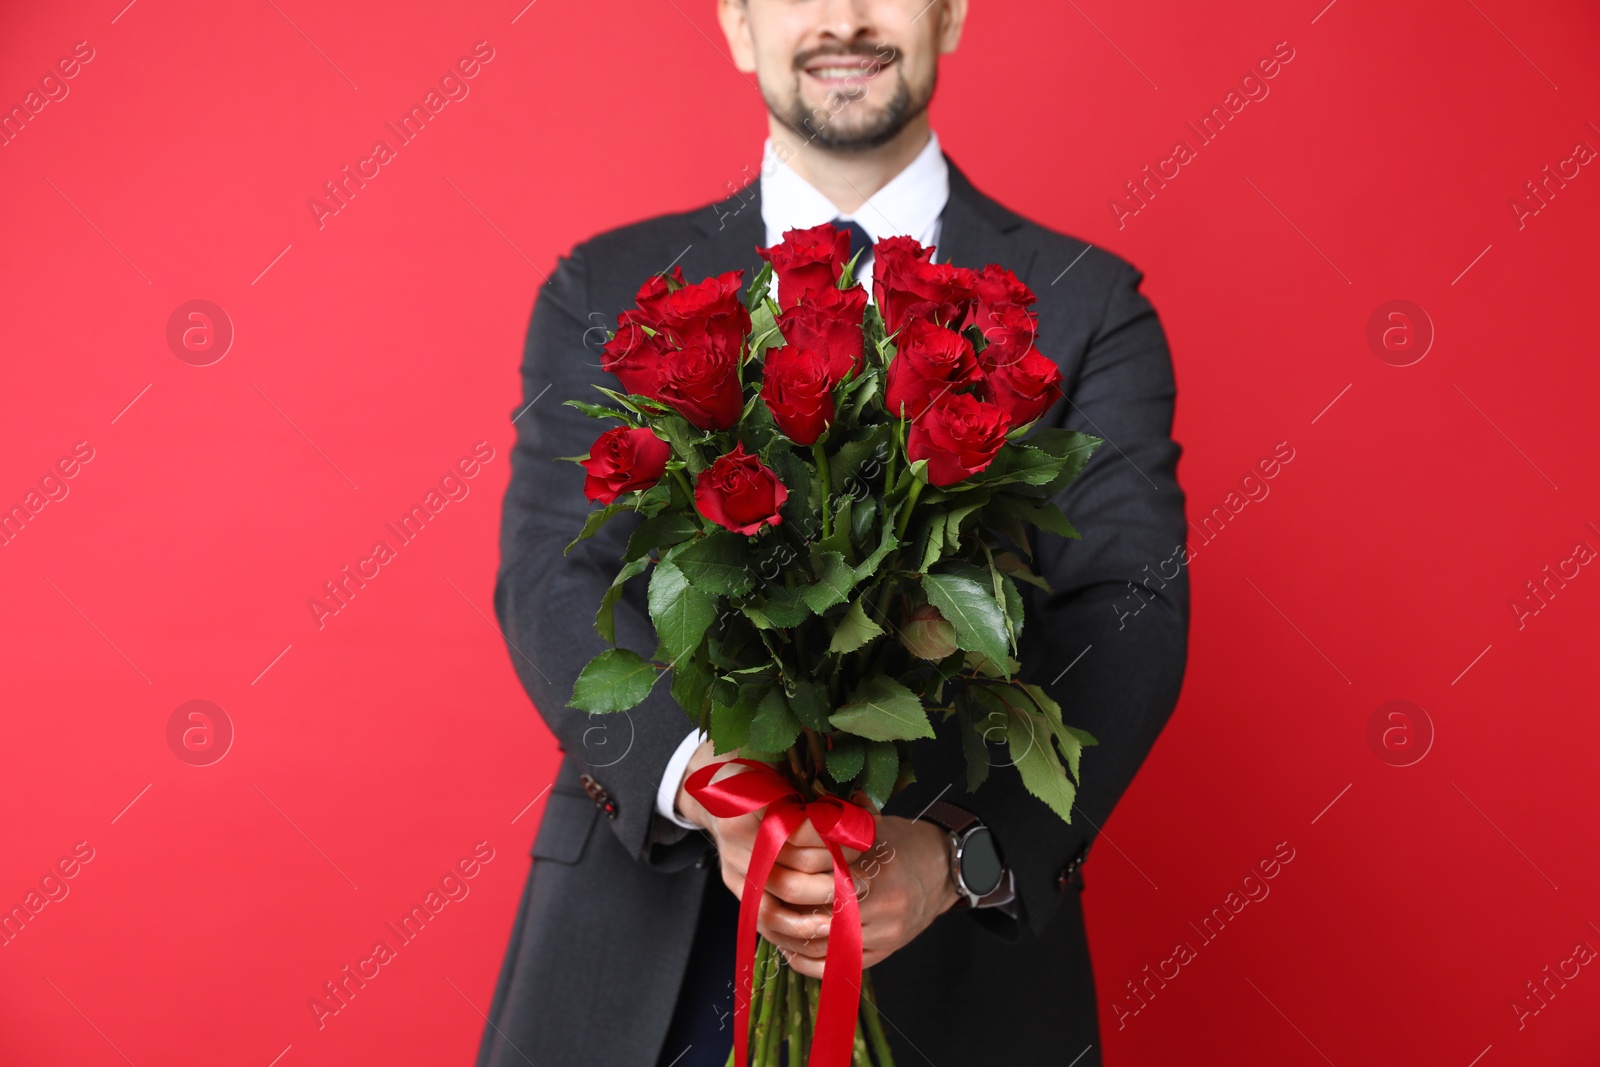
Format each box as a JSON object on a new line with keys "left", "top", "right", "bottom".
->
{"left": 765, "top": 61, "right": 934, "bottom": 152}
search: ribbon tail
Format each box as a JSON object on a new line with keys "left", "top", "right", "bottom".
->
{"left": 732, "top": 802, "right": 805, "bottom": 1067}
{"left": 808, "top": 838, "right": 865, "bottom": 1067}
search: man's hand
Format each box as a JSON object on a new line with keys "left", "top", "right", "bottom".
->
{"left": 676, "top": 742, "right": 865, "bottom": 956}
{"left": 678, "top": 744, "right": 958, "bottom": 978}
{"left": 756, "top": 814, "right": 959, "bottom": 979}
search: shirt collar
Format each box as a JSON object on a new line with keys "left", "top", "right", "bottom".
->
{"left": 759, "top": 130, "right": 949, "bottom": 249}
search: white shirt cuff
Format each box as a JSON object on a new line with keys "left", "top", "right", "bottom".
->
{"left": 656, "top": 727, "right": 706, "bottom": 829}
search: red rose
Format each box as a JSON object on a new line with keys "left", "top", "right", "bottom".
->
{"left": 601, "top": 317, "right": 671, "bottom": 398}
{"left": 776, "top": 284, "right": 868, "bottom": 383}
{"left": 971, "top": 263, "right": 1037, "bottom": 320}
{"left": 761, "top": 346, "right": 835, "bottom": 445}
{"left": 980, "top": 346, "right": 1063, "bottom": 427}
{"left": 656, "top": 269, "right": 747, "bottom": 329}
{"left": 972, "top": 302, "right": 1040, "bottom": 373}
{"left": 608, "top": 270, "right": 750, "bottom": 401}
{"left": 873, "top": 235, "right": 978, "bottom": 334}
{"left": 884, "top": 319, "right": 982, "bottom": 419}
{"left": 632, "top": 266, "right": 688, "bottom": 325}
{"left": 621, "top": 268, "right": 750, "bottom": 354}
{"left": 657, "top": 334, "right": 745, "bottom": 431}
{"left": 695, "top": 443, "right": 788, "bottom": 535}
{"left": 580, "top": 426, "right": 670, "bottom": 504}
{"left": 758, "top": 223, "right": 851, "bottom": 309}
{"left": 907, "top": 392, "right": 1012, "bottom": 487}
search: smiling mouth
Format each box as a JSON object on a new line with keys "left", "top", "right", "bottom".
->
{"left": 803, "top": 54, "right": 893, "bottom": 87}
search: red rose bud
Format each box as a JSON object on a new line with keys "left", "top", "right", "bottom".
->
{"left": 907, "top": 391, "right": 1012, "bottom": 487}
{"left": 761, "top": 346, "right": 835, "bottom": 445}
{"left": 884, "top": 319, "right": 982, "bottom": 419}
{"left": 601, "top": 317, "right": 670, "bottom": 398}
{"left": 758, "top": 223, "right": 851, "bottom": 309}
{"left": 900, "top": 603, "right": 959, "bottom": 661}
{"left": 580, "top": 426, "right": 671, "bottom": 504}
{"left": 776, "top": 284, "right": 868, "bottom": 383}
{"left": 695, "top": 443, "right": 788, "bottom": 535}
{"left": 981, "top": 347, "right": 1063, "bottom": 427}
{"left": 656, "top": 336, "right": 745, "bottom": 431}
{"left": 971, "top": 303, "right": 1040, "bottom": 373}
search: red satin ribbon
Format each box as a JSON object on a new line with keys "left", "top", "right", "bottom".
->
{"left": 685, "top": 757, "right": 877, "bottom": 1067}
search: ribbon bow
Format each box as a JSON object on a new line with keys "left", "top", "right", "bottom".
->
{"left": 685, "top": 757, "right": 877, "bottom": 1067}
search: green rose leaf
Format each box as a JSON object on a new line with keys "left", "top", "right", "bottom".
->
{"left": 1005, "top": 698, "right": 1078, "bottom": 823}
{"left": 676, "top": 530, "right": 756, "bottom": 597}
{"left": 786, "top": 676, "right": 833, "bottom": 733}
{"left": 626, "top": 512, "right": 702, "bottom": 562}
{"left": 566, "top": 502, "right": 630, "bottom": 553}
{"left": 993, "top": 496, "right": 1080, "bottom": 539}
{"left": 830, "top": 676, "right": 935, "bottom": 742}
{"left": 563, "top": 399, "right": 635, "bottom": 423}
{"left": 669, "top": 652, "right": 713, "bottom": 728}
{"left": 595, "top": 556, "right": 651, "bottom": 643}
{"left": 861, "top": 740, "right": 901, "bottom": 809}
{"left": 826, "top": 734, "right": 866, "bottom": 784}
{"left": 653, "top": 414, "right": 709, "bottom": 476}
{"left": 749, "top": 687, "right": 803, "bottom": 753}
{"left": 829, "top": 598, "right": 886, "bottom": 655}
{"left": 853, "top": 509, "right": 900, "bottom": 583}
{"left": 569, "top": 648, "right": 659, "bottom": 714}
{"left": 710, "top": 681, "right": 766, "bottom": 755}
{"left": 921, "top": 571, "right": 1012, "bottom": 679}
{"left": 648, "top": 560, "right": 717, "bottom": 664}
{"left": 801, "top": 551, "right": 856, "bottom": 614}
{"left": 959, "top": 707, "right": 992, "bottom": 794}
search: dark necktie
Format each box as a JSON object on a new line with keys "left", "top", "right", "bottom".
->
{"left": 830, "top": 216, "right": 874, "bottom": 273}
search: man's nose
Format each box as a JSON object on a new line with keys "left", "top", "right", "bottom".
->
{"left": 813, "top": 0, "right": 874, "bottom": 42}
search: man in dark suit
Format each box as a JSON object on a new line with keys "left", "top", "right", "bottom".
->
{"left": 477, "top": 1, "right": 1188, "bottom": 1064}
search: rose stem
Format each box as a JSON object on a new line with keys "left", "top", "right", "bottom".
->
{"left": 803, "top": 728, "right": 827, "bottom": 786}
{"left": 813, "top": 441, "right": 832, "bottom": 539}
{"left": 760, "top": 951, "right": 786, "bottom": 1066}
{"left": 744, "top": 936, "right": 771, "bottom": 1065}
{"left": 786, "top": 962, "right": 803, "bottom": 1066}
{"left": 892, "top": 476, "right": 924, "bottom": 541}
{"left": 785, "top": 746, "right": 808, "bottom": 791}
{"left": 851, "top": 1008, "right": 872, "bottom": 1066}
{"left": 752, "top": 940, "right": 779, "bottom": 1065}
{"left": 862, "top": 968, "right": 896, "bottom": 1066}
{"left": 669, "top": 468, "right": 697, "bottom": 509}
{"left": 805, "top": 974, "right": 821, "bottom": 1063}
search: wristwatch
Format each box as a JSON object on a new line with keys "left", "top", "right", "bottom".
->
{"left": 919, "top": 801, "right": 1012, "bottom": 910}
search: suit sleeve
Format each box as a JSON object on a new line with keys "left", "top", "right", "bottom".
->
{"left": 494, "top": 243, "right": 712, "bottom": 874}
{"left": 901, "top": 258, "right": 1190, "bottom": 941}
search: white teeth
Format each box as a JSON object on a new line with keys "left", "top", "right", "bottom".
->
{"left": 811, "top": 67, "right": 870, "bottom": 80}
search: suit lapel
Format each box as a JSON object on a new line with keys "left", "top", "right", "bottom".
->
{"left": 937, "top": 156, "right": 1038, "bottom": 285}
{"left": 688, "top": 183, "right": 768, "bottom": 282}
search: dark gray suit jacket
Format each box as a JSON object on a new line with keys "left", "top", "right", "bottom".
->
{"left": 477, "top": 156, "right": 1189, "bottom": 1066}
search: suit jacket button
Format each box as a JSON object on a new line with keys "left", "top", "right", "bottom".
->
{"left": 1056, "top": 851, "right": 1087, "bottom": 892}
{"left": 579, "top": 773, "right": 618, "bottom": 820}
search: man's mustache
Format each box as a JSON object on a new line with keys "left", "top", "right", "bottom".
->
{"left": 793, "top": 42, "right": 898, "bottom": 72}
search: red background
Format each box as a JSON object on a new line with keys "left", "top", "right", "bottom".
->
{"left": 3, "top": 1, "right": 1597, "bottom": 1064}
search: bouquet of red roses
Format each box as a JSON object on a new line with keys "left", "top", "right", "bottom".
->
{"left": 566, "top": 222, "right": 1101, "bottom": 1067}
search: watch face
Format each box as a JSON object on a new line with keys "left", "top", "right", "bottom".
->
{"left": 959, "top": 827, "right": 1004, "bottom": 896}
